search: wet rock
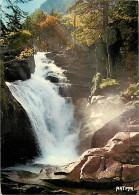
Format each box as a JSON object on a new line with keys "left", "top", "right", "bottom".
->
{"left": 1, "top": 170, "right": 72, "bottom": 194}
{"left": 4, "top": 56, "right": 35, "bottom": 82}
{"left": 51, "top": 189, "right": 72, "bottom": 194}
{"left": 91, "top": 115, "right": 125, "bottom": 149}
{"left": 28, "top": 55, "right": 35, "bottom": 74}
{"left": 130, "top": 132, "right": 139, "bottom": 147}
{"left": 90, "top": 95, "right": 105, "bottom": 104}
{"left": 46, "top": 75, "right": 59, "bottom": 83}
{"left": 58, "top": 85, "right": 68, "bottom": 97}
{"left": 45, "top": 51, "right": 58, "bottom": 59}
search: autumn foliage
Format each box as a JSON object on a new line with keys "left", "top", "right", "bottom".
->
{"left": 41, "top": 16, "right": 60, "bottom": 27}
{"left": 24, "top": 11, "right": 68, "bottom": 51}
{"left": 38, "top": 15, "right": 68, "bottom": 50}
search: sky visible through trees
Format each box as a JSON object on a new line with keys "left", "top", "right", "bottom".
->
{"left": 1, "top": 0, "right": 46, "bottom": 14}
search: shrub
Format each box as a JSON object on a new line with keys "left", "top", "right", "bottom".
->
{"left": 15, "top": 48, "right": 35, "bottom": 60}
{"left": 124, "top": 83, "right": 139, "bottom": 96}
{"left": 100, "top": 78, "right": 119, "bottom": 89}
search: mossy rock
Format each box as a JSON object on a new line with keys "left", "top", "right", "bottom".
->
{"left": 91, "top": 73, "right": 120, "bottom": 96}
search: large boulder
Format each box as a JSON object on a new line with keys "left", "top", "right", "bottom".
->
{"left": 37, "top": 132, "right": 139, "bottom": 191}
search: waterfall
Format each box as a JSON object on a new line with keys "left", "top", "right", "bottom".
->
{"left": 6, "top": 52, "right": 79, "bottom": 166}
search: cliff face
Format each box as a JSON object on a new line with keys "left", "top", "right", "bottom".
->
{"left": 1, "top": 54, "right": 38, "bottom": 167}
{"left": 1, "top": 85, "right": 39, "bottom": 167}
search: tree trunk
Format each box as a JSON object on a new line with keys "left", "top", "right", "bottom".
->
{"left": 103, "top": 0, "right": 108, "bottom": 30}
{"left": 106, "top": 45, "right": 112, "bottom": 78}
{"left": 73, "top": 12, "right": 76, "bottom": 46}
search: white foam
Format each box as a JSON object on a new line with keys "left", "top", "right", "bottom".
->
{"left": 6, "top": 52, "right": 79, "bottom": 166}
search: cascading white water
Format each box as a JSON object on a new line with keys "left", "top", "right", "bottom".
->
{"left": 6, "top": 52, "right": 79, "bottom": 166}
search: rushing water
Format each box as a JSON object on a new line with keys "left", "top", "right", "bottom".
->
{"left": 6, "top": 52, "right": 79, "bottom": 166}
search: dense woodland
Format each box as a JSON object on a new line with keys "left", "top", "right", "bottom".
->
{"left": 0, "top": 0, "right": 138, "bottom": 110}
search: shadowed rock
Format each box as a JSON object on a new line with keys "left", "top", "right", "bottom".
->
{"left": 91, "top": 104, "right": 139, "bottom": 148}
{"left": 4, "top": 56, "right": 35, "bottom": 82}
{"left": 46, "top": 75, "right": 59, "bottom": 83}
{"left": 1, "top": 85, "right": 39, "bottom": 167}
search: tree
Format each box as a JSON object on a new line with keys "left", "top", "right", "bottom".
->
{"left": 67, "top": 0, "right": 112, "bottom": 46}
{"left": 24, "top": 11, "right": 68, "bottom": 51}
{"left": 39, "top": 15, "right": 68, "bottom": 50}
{"left": 110, "top": 0, "right": 138, "bottom": 53}
{"left": 23, "top": 9, "right": 47, "bottom": 48}
{"left": 109, "top": 0, "right": 138, "bottom": 81}
{"left": 23, "top": 9, "right": 47, "bottom": 32}
{"left": 1, "top": 0, "right": 32, "bottom": 32}
{"left": 50, "top": 9, "right": 63, "bottom": 19}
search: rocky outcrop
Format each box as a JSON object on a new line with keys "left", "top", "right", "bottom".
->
{"left": 4, "top": 56, "right": 35, "bottom": 81}
{"left": 4, "top": 60, "right": 30, "bottom": 81}
{"left": 39, "top": 132, "right": 139, "bottom": 191}
{"left": 90, "top": 73, "right": 121, "bottom": 97}
{"left": 3, "top": 49, "right": 35, "bottom": 82}
{"left": 1, "top": 84, "right": 39, "bottom": 167}
{"left": 1, "top": 46, "right": 37, "bottom": 167}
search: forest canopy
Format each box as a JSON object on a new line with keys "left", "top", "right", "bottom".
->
{"left": 1, "top": 0, "right": 138, "bottom": 81}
